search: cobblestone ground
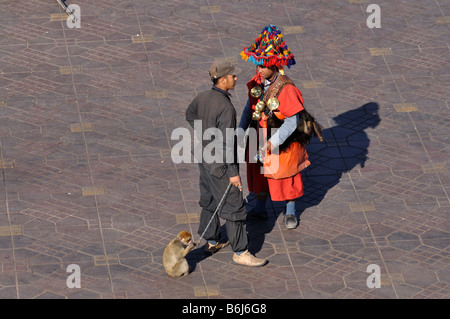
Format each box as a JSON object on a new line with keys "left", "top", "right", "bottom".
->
{"left": 0, "top": 0, "right": 449, "bottom": 299}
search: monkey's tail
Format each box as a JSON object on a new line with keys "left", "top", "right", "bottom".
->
{"left": 195, "top": 183, "right": 233, "bottom": 246}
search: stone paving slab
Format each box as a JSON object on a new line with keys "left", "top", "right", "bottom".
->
{"left": 0, "top": 0, "right": 449, "bottom": 299}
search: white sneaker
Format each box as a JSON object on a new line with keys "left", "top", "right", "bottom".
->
{"left": 232, "top": 250, "right": 267, "bottom": 267}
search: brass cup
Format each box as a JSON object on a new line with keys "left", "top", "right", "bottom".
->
{"left": 267, "top": 97, "right": 280, "bottom": 111}
{"left": 250, "top": 86, "right": 262, "bottom": 98}
{"left": 252, "top": 111, "right": 261, "bottom": 121}
{"left": 254, "top": 101, "right": 265, "bottom": 112}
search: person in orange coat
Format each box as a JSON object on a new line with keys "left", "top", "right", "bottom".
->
{"left": 239, "top": 25, "right": 310, "bottom": 229}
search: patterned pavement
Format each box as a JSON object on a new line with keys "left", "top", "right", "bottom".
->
{"left": 0, "top": 0, "right": 449, "bottom": 299}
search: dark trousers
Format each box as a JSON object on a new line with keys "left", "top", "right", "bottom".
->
{"left": 198, "top": 163, "right": 248, "bottom": 252}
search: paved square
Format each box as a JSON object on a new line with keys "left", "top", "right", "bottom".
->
{"left": 0, "top": 0, "right": 449, "bottom": 299}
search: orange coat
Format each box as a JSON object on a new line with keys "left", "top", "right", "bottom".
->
{"left": 246, "top": 73, "right": 309, "bottom": 201}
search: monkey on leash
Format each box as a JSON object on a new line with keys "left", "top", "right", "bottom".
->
{"left": 163, "top": 231, "right": 196, "bottom": 277}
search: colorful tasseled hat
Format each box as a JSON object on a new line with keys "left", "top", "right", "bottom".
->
{"left": 241, "top": 25, "right": 296, "bottom": 68}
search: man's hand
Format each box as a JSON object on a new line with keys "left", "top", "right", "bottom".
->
{"left": 261, "top": 140, "right": 273, "bottom": 154}
{"left": 229, "top": 175, "right": 243, "bottom": 192}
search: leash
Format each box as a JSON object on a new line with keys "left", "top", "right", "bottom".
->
{"left": 56, "top": 0, "right": 78, "bottom": 22}
{"left": 195, "top": 183, "right": 233, "bottom": 246}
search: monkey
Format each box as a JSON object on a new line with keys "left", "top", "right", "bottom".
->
{"left": 163, "top": 231, "right": 196, "bottom": 277}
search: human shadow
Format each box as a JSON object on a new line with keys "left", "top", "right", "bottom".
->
{"left": 245, "top": 102, "right": 381, "bottom": 254}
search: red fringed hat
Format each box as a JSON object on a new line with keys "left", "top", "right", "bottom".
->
{"left": 241, "top": 25, "right": 296, "bottom": 68}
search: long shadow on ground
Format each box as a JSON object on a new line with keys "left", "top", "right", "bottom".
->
{"left": 245, "top": 102, "right": 381, "bottom": 254}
